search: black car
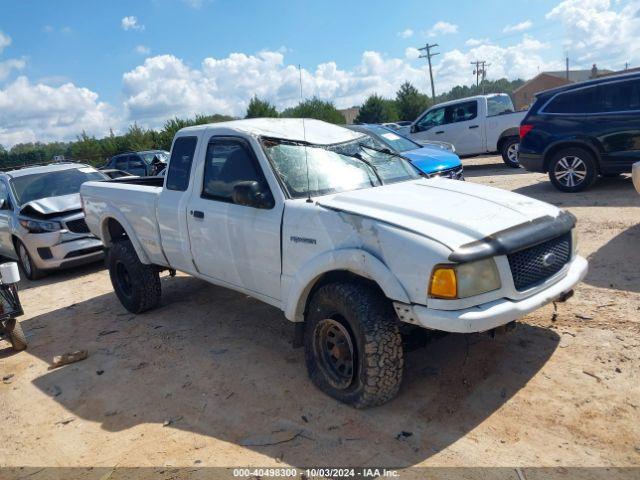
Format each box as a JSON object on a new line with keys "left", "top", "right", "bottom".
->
{"left": 519, "top": 72, "right": 640, "bottom": 192}
{"left": 104, "top": 150, "right": 169, "bottom": 177}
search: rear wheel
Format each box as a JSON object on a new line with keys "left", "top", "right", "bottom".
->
{"left": 304, "top": 282, "right": 403, "bottom": 408}
{"left": 6, "top": 318, "right": 27, "bottom": 351}
{"left": 548, "top": 147, "right": 598, "bottom": 192}
{"left": 107, "top": 240, "right": 161, "bottom": 313}
{"left": 15, "top": 239, "right": 45, "bottom": 281}
{"left": 500, "top": 137, "right": 520, "bottom": 168}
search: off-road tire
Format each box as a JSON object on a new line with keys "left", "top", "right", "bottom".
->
{"left": 107, "top": 239, "right": 161, "bottom": 313}
{"left": 500, "top": 137, "right": 520, "bottom": 168}
{"left": 15, "top": 239, "right": 46, "bottom": 281}
{"left": 6, "top": 318, "right": 27, "bottom": 351}
{"left": 548, "top": 147, "right": 598, "bottom": 193}
{"left": 304, "top": 282, "right": 403, "bottom": 408}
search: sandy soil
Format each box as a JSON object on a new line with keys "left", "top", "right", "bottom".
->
{"left": 1, "top": 155, "right": 639, "bottom": 472}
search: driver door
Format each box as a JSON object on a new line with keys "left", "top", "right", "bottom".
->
{"left": 410, "top": 106, "right": 448, "bottom": 144}
{"left": 186, "top": 136, "right": 283, "bottom": 301}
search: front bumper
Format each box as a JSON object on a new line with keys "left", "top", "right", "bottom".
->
{"left": 394, "top": 255, "right": 588, "bottom": 333}
{"left": 24, "top": 233, "right": 104, "bottom": 271}
{"left": 518, "top": 152, "right": 546, "bottom": 173}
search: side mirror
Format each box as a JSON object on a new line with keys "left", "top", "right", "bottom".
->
{"left": 0, "top": 198, "right": 5, "bottom": 209}
{"left": 232, "top": 181, "right": 273, "bottom": 209}
{"left": 410, "top": 124, "right": 418, "bottom": 134}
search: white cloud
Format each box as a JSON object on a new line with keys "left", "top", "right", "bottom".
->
{"left": 405, "top": 47, "right": 420, "bottom": 60}
{"left": 0, "top": 77, "right": 117, "bottom": 147}
{"left": 433, "top": 35, "right": 562, "bottom": 91}
{"left": 502, "top": 20, "right": 533, "bottom": 33}
{"left": 0, "top": 31, "right": 11, "bottom": 53}
{"left": 397, "top": 29, "right": 414, "bottom": 39}
{"left": 465, "top": 37, "right": 489, "bottom": 47}
{"left": 546, "top": 0, "right": 640, "bottom": 66}
{"left": 121, "top": 16, "right": 145, "bottom": 31}
{"left": 0, "top": 58, "right": 26, "bottom": 81}
{"left": 426, "top": 21, "right": 458, "bottom": 37}
{"left": 135, "top": 45, "right": 150, "bottom": 55}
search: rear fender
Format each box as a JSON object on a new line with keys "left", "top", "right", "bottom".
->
{"left": 99, "top": 210, "right": 152, "bottom": 265}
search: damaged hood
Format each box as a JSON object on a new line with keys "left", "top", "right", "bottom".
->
{"left": 20, "top": 193, "right": 82, "bottom": 217}
{"left": 316, "top": 178, "right": 562, "bottom": 252}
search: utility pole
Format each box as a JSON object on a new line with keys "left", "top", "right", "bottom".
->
{"left": 566, "top": 56, "right": 569, "bottom": 80}
{"left": 418, "top": 43, "right": 439, "bottom": 101}
{"left": 471, "top": 60, "right": 490, "bottom": 91}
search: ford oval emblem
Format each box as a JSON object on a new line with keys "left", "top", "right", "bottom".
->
{"left": 542, "top": 252, "right": 557, "bottom": 267}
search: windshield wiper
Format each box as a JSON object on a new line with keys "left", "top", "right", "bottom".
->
{"left": 358, "top": 143, "right": 408, "bottom": 161}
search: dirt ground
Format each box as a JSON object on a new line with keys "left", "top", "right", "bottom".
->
{"left": 1, "top": 155, "right": 639, "bottom": 473}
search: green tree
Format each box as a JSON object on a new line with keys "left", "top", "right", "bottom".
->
{"left": 245, "top": 96, "right": 279, "bottom": 118}
{"left": 355, "top": 94, "right": 398, "bottom": 124}
{"left": 395, "top": 82, "right": 431, "bottom": 122}
{"left": 281, "top": 97, "right": 345, "bottom": 124}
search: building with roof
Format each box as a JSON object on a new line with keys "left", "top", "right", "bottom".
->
{"left": 512, "top": 65, "right": 613, "bottom": 110}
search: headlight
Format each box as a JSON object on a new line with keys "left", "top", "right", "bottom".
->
{"left": 19, "top": 218, "right": 61, "bottom": 233}
{"left": 429, "top": 258, "right": 501, "bottom": 299}
{"left": 571, "top": 228, "right": 578, "bottom": 256}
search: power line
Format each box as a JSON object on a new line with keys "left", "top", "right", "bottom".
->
{"left": 418, "top": 43, "right": 439, "bottom": 101}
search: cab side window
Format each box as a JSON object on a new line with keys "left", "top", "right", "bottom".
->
{"left": 166, "top": 137, "right": 198, "bottom": 191}
{"left": 201, "top": 139, "right": 270, "bottom": 205}
{"left": 445, "top": 100, "right": 478, "bottom": 123}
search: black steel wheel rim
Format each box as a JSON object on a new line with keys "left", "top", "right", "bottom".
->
{"left": 314, "top": 318, "right": 355, "bottom": 389}
{"left": 115, "top": 262, "right": 133, "bottom": 298}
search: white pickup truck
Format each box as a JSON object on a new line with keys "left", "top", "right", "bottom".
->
{"left": 81, "top": 118, "right": 587, "bottom": 407}
{"left": 408, "top": 94, "right": 526, "bottom": 167}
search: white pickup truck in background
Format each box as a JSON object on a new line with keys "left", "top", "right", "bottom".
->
{"left": 81, "top": 118, "right": 587, "bottom": 407}
{"left": 408, "top": 94, "right": 526, "bottom": 167}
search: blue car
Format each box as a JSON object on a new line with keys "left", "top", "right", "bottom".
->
{"left": 346, "top": 124, "right": 464, "bottom": 180}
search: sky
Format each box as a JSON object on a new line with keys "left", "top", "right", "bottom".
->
{"left": 1, "top": 0, "right": 639, "bottom": 147}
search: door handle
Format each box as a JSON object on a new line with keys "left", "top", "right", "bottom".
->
{"left": 190, "top": 210, "right": 205, "bottom": 219}
{"left": 435, "top": 130, "right": 444, "bottom": 134}
{"left": 468, "top": 125, "right": 479, "bottom": 129}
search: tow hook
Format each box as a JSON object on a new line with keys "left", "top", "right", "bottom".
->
{"left": 488, "top": 321, "right": 517, "bottom": 338}
{"left": 556, "top": 289, "right": 574, "bottom": 303}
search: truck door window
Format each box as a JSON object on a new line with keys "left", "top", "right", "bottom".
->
{"left": 416, "top": 107, "right": 446, "bottom": 130}
{"left": 445, "top": 101, "right": 477, "bottom": 123}
{"left": 166, "top": 136, "right": 198, "bottom": 191}
{"left": 202, "top": 140, "right": 269, "bottom": 205}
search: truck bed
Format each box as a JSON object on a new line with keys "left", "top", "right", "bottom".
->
{"left": 80, "top": 180, "right": 167, "bottom": 265}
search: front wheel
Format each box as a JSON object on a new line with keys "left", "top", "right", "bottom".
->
{"left": 304, "top": 283, "right": 404, "bottom": 408}
{"left": 15, "top": 239, "right": 45, "bottom": 281}
{"left": 6, "top": 318, "right": 27, "bottom": 351}
{"left": 500, "top": 137, "right": 520, "bottom": 168}
{"left": 548, "top": 147, "right": 598, "bottom": 192}
{"left": 107, "top": 240, "right": 161, "bottom": 313}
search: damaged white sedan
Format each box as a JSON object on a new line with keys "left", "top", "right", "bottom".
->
{"left": 0, "top": 163, "right": 107, "bottom": 280}
{"left": 81, "top": 118, "right": 588, "bottom": 407}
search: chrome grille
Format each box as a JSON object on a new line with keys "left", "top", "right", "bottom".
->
{"left": 66, "top": 218, "right": 90, "bottom": 234}
{"left": 507, "top": 233, "right": 571, "bottom": 291}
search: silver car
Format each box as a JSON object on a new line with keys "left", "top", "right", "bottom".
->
{"left": 0, "top": 163, "right": 108, "bottom": 280}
